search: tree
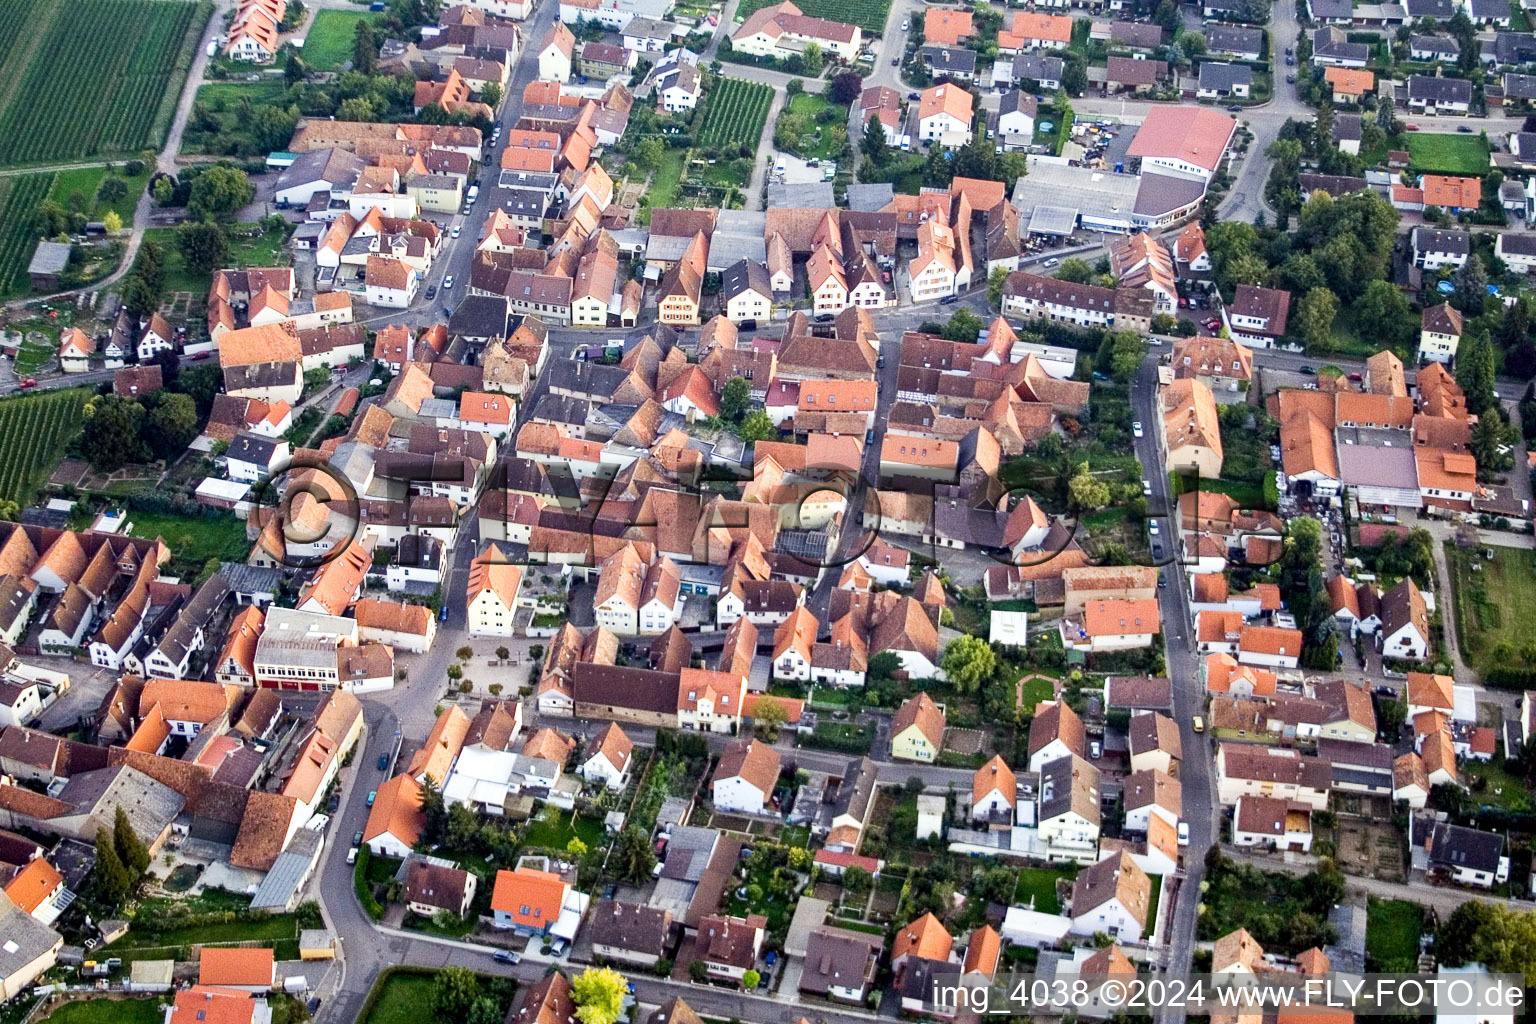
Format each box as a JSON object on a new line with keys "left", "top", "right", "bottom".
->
{"left": 987, "top": 265, "right": 1008, "bottom": 308}
{"left": 353, "top": 20, "right": 379, "bottom": 75}
{"left": 152, "top": 175, "right": 175, "bottom": 206}
{"left": 1067, "top": 462, "right": 1111, "bottom": 510}
{"left": 81, "top": 396, "right": 148, "bottom": 471}
{"left": 940, "top": 307, "right": 985, "bottom": 343}
{"left": 630, "top": 137, "right": 665, "bottom": 172}
{"left": 1456, "top": 332, "right": 1498, "bottom": 415}
{"left": 741, "top": 969, "right": 761, "bottom": 989}
{"left": 1295, "top": 287, "right": 1339, "bottom": 350}
{"left": 432, "top": 967, "right": 482, "bottom": 1019}
{"left": 92, "top": 827, "right": 131, "bottom": 904}
{"left": 801, "top": 42, "right": 823, "bottom": 75}
{"left": 338, "top": 96, "right": 378, "bottom": 122}
{"left": 861, "top": 115, "right": 890, "bottom": 166}
{"left": 1354, "top": 279, "right": 1414, "bottom": 351}
{"left": 1379, "top": 695, "right": 1408, "bottom": 737}
{"left": 719, "top": 376, "right": 751, "bottom": 422}
{"left": 567, "top": 837, "right": 589, "bottom": 857}
{"left": 1436, "top": 901, "right": 1536, "bottom": 984}
{"left": 173, "top": 363, "right": 223, "bottom": 417}
{"left": 97, "top": 177, "right": 128, "bottom": 205}
{"left": 611, "top": 826, "right": 656, "bottom": 883}
{"left": 144, "top": 392, "right": 199, "bottom": 461}
{"left": 1062, "top": 57, "right": 1087, "bottom": 96}
{"left": 571, "top": 967, "right": 628, "bottom": 1024}
{"left": 786, "top": 78, "right": 804, "bottom": 96}
{"left": 941, "top": 635, "right": 996, "bottom": 693}
{"left": 466, "top": 998, "right": 501, "bottom": 1024}
{"left": 830, "top": 71, "right": 863, "bottom": 105}
{"left": 1053, "top": 258, "right": 1094, "bottom": 283}
{"left": 1457, "top": 254, "right": 1489, "bottom": 316}
{"left": 689, "top": 960, "right": 708, "bottom": 982}
{"left": 496, "top": 646, "right": 511, "bottom": 661}
{"left": 112, "top": 805, "right": 150, "bottom": 880}
{"left": 752, "top": 694, "right": 789, "bottom": 740}
{"left": 1471, "top": 405, "right": 1517, "bottom": 472}
{"left": 1154, "top": 0, "right": 1182, "bottom": 30}
{"left": 101, "top": 209, "right": 123, "bottom": 234}
{"left": 842, "top": 865, "right": 873, "bottom": 896}
{"left": 736, "top": 410, "right": 776, "bottom": 443}
{"left": 481, "top": 81, "right": 502, "bottom": 108}
{"left": 187, "top": 165, "right": 255, "bottom": 222}
{"left": 285, "top": 52, "right": 307, "bottom": 87}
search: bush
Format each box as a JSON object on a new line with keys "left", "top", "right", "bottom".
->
{"left": 353, "top": 846, "right": 384, "bottom": 921}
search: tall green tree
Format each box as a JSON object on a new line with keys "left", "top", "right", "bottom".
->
{"left": 718, "top": 376, "right": 750, "bottom": 422}
{"left": 113, "top": 805, "right": 150, "bottom": 877}
{"left": 81, "top": 396, "right": 149, "bottom": 471}
{"left": 1295, "top": 287, "right": 1340, "bottom": 350}
{"left": 571, "top": 967, "right": 628, "bottom": 1024}
{"left": 178, "top": 221, "right": 229, "bottom": 276}
{"left": 187, "top": 165, "right": 255, "bottom": 222}
{"left": 1456, "top": 332, "right": 1498, "bottom": 415}
{"left": 144, "top": 393, "right": 200, "bottom": 461}
{"left": 611, "top": 827, "right": 656, "bottom": 884}
{"left": 353, "top": 20, "right": 379, "bottom": 75}
{"left": 432, "top": 967, "right": 482, "bottom": 1018}
{"left": 861, "top": 116, "right": 890, "bottom": 165}
{"left": 92, "top": 827, "right": 131, "bottom": 905}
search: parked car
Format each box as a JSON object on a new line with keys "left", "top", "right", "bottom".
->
{"left": 1227, "top": 104, "right": 1242, "bottom": 112}
{"left": 346, "top": 847, "right": 358, "bottom": 865}
{"left": 1089, "top": 740, "right": 1102, "bottom": 758}
{"left": 892, "top": 58, "right": 900, "bottom": 65}
{"left": 1132, "top": 421, "right": 1144, "bottom": 438}
{"left": 353, "top": 831, "right": 364, "bottom": 845}
{"left": 425, "top": 285, "right": 436, "bottom": 300}
{"left": 1202, "top": 317, "right": 1222, "bottom": 331}
{"left": 1286, "top": 73, "right": 1296, "bottom": 83}
{"left": 1192, "top": 716, "right": 1205, "bottom": 733}
{"left": 451, "top": 224, "right": 461, "bottom": 238}
{"left": 1043, "top": 257, "right": 1060, "bottom": 267}
{"left": 939, "top": 294, "right": 959, "bottom": 304}
{"left": 1148, "top": 519, "right": 1159, "bottom": 536}
{"left": 1406, "top": 123, "right": 1421, "bottom": 131}
{"left": 1141, "top": 479, "right": 1152, "bottom": 496}
{"left": 493, "top": 951, "right": 522, "bottom": 965}
{"left": 378, "top": 753, "right": 389, "bottom": 771}
{"left": 908, "top": 92, "right": 920, "bottom": 100}
{"left": 1457, "top": 125, "right": 1473, "bottom": 133}
{"left": 1178, "top": 822, "right": 1190, "bottom": 846}
{"left": 443, "top": 274, "right": 455, "bottom": 290}
{"left": 901, "top": 18, "right": 909, "bottom": 29}
{"left": 1299, "top": 365, "right": 1316, "bottom": 375}
{"left": 366, "top": 790, "right": 377, "bottom": 807}
{"left": 16, "top": 378, "right": 35, "bottom": 389}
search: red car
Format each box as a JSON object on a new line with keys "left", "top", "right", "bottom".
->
{"left": 17, "top": 379, "right": 36, "bottom": 389}
{"left": 1348, "top": 372, "right": 1363, "bottom": 382}
{"left": 189, "top": 351, "right": 211, "bottom": 361}
{"left": 1202, "top": 318, "right": 1222, "bottom": 331}
{"left": 1405, "top": 123, "right": 1421, "bottom": 131}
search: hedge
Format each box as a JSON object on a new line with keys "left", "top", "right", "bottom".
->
{"left": 353, "top": 846, "right": 384, "bottom": 921}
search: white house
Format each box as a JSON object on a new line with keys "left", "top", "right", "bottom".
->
{"left": 539, "top": 23, "right": 576, "bottom": 82}
{"left": 1069, "top": 852, "right": 1151, "bottom": 943}
{"left": 711, "top": 739, "right": 781, "bottom": 815}
{"left": 579, "top": 723, "right": 634, "bottom": 791}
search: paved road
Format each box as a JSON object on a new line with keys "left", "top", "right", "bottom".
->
{"left": 1129, "top": 352, "right": 1213, "bottom": 1020}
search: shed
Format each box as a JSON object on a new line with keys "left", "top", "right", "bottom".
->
{"left": 299, "top": 930, "right": 336, "bottom": 960}
{"left": 27, "top": 243, "right": 71, "bottom": 292}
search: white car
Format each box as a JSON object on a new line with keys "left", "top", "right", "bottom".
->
{"left": 347, "top": 847, "right": 359, "bottom": 864}
{"left": 451, "top": 224, "right": 461, "bottom": 238}
{"left": 1132, "top": 421, "right": 1144, "bottom": 438}
{"left": 443, "top": 275, "right": 455, "bottom": 290}
{"left": 1178, "top": 822, "right": 1190, "bottom": 847}
{"left": 1149, "top": 520, "right": 1159, "bottom": 536}
{"left": 1141, "top": 479, "right": 1152, "bottom": 496}
{"left": 306, "top": 814, "right": 330, "bottom": 832}
{"left": 1043, "top": 257, "right": 1060, "bottom": 267}
{"left": 902, "top": 19, "right": 909, "bottom": 30}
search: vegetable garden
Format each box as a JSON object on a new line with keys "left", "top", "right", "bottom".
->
{"left": 0, "top": 388, "right": 90, "bottom": 506}
{"left": 0, "top": 0, "right": 210, "bottom": 166}
{"left": 697, "top": 78, "right": 774, "bottom": 150}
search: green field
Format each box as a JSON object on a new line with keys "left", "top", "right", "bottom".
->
{"left": 0, "top": 0, "right": 209, "bottom": 166}
{"left": 49, "top": 164, "right": 153, "bottom": 224}
{"left": 521, "top": 806, "right": 606, "bottom": 852}
{"left": 1014, "top": 866, "right": 1076, "bottom": 914}
{"left": 360, "top": 971, "right": 437, "bottom": 1024}
{"left": 122, "top": 509, "right": 250, "bottom": 563}
{"left": 302, "top": 10, "right": 386, "bottom": 71}
{"left": 0, "top": 388, "right": 89, "bottom": 505}
{"left": 1406, "top": 133, "right": 1490, "bottom": 177}
{"left": 1446, "top": 543, "right": 1536, "bottom": 675}
{"left": 185, "top": 80, "right": 291, "bottom": 156}
{"left": 1365, "top": 898, "right": 1423, "bottom": 972}
{"left": 0, "top": 173, "right": 56, "bottom": 296}
{"left": 143, "top": 222, "right": 291, "bottom": 294}
{"left": 736, "top": 0, "right": 891, "bottom": 34}
{"left": 38, "top": 999, "right": 164, "bottom": 1024}
{"left": 698, "top": 78, "right": 774, "bottom": 150}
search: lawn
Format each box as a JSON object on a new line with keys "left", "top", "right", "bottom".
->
{"left": 1445, "top": 543, "right": 1536, "bottom": 678}
{"left": 143, "top": 222, "right": 290, "bottom": 294}
{"left": 121, "top": 509, "right": 250, "bottom": 564}
{"left": 807, "top": 721, "right": 873, "bottom": 754}
{"left": 1406, "top": 133, "right": 1490, "bottom": 176}
{"left": 49, "top": 164, "right": 152, "bottom": 225}
{"left": 184, "top": 80, "right": 291, "bottom": 156}
{"left": 723, "top": 866, "right": 797, "bottom": 931}
{"left": 359, "top": 971, "right": 438, "bottom": 1024}
{"left": 1462, "top": 759, "right": 1533, "bottom": 811}
{"left": 302, "top": 10, "right": 386, "bottom": 71}
{"left": 521, "top": 806, "right": 606, "bottom": 852}
{"left": 1365, "top": 897, "right": 1423, "bottom": 971}
{"left": 0, "top": 0, "right": 210, "bottom": 166}
{"left": 1168, "top": 471, "right": 1267, "bottom": 512}
{"left": 38, "top": 1000, "right": 164, "bottom": 1024}
{"left": 1015, "top": 674, "right": 1057, "bottom": 708}
{"left": 639, "top": 148, "right": 686, "bottom": 224}
{"left": 736, "top": 0, "right": 891, "bottom": 33}
{"left": 0, "top": 388, "right": 90, "bottom": 505}
{"left": 1014, "top": 865, "right": 1076, "bottom": 914}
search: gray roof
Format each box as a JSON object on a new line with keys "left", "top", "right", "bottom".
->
{"left": 1134, "top": 171, "right": 1209, "bottom": 218}
{"left": 660, "top": 825, "right": 719, "bottom": 882}
{"left": 1424, "top": 820, "right": 1504, "bottom": 873}
{"left": 28, "top": 242, "right": 71, "bottom": 275}
{"left": 278, "top": 147, "right": 366, "bottom": 191}
{"left": 449, "top": 295, "right": 510, "bottom": 338}
{"left": 1334, "top": 114, "right": 1364, "bottom": 141}
{"left": 1012, "top": 53, "right": 1065, "bottom": 82}
{"left": 59, "top": 764, "right": 185, "bottom": 843}
{"left": 1310, "top": 0, "right": 1353, "bottom": 17}
{"left": 1412, "top": 33, "right": 1461, "bottom": 56}
{"left": 1198, "top": 61, "right": 1253, "bottom": 90}
{"left": 1203, "top": 25, "right": 1264, "bottom": 54}
{"left": 846, "top": 183, "right": 895, "bottom": 212}
{"left": 831, "top": 756, "right": 877, "bottom": 821}
{"left": 151, "top": 573, "right": 230, "bottom": 669}
{"left": 219, "top": 561, "right": 285, "bottom": 597}
{"left": 250, "top": 829, "right": 324, "bottom": 910}
{"left": 721, "top": 259, "right": 770, "bottom": 301}
{"left": 0, "top": 889, "right": 59, "bottom": 977}
{"left": 1412, "top": 227, "right": 1471, "bottom": 253}
{"left": 227, "top": 432, "right": 282, "bottom": 465}
{"left": 922, "top": 45, "right": 977, "bottom": 74}
{"left": 708, "top": 211, "right": 768, "bottom": 271}
{"left": 765, "top": 181, "right": 836, "bottom": 209}
{"left": 1038, "top": 753, "right": 1099, "bottom": 825}
{"left": 1337, "top": 443, "right": 1419, "bottom": 488}
{"left": 1405, "top": 0, "right": 1455, "bottom": 15}
{"left": 1507, "top": 73, "right": 1536, "bottom": 99}
{"left": 1408, "top": 74, "right": 1473, "bottom": 102}
{"left": 1314, "top": 28, "right": 1370, "bottom": 61}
